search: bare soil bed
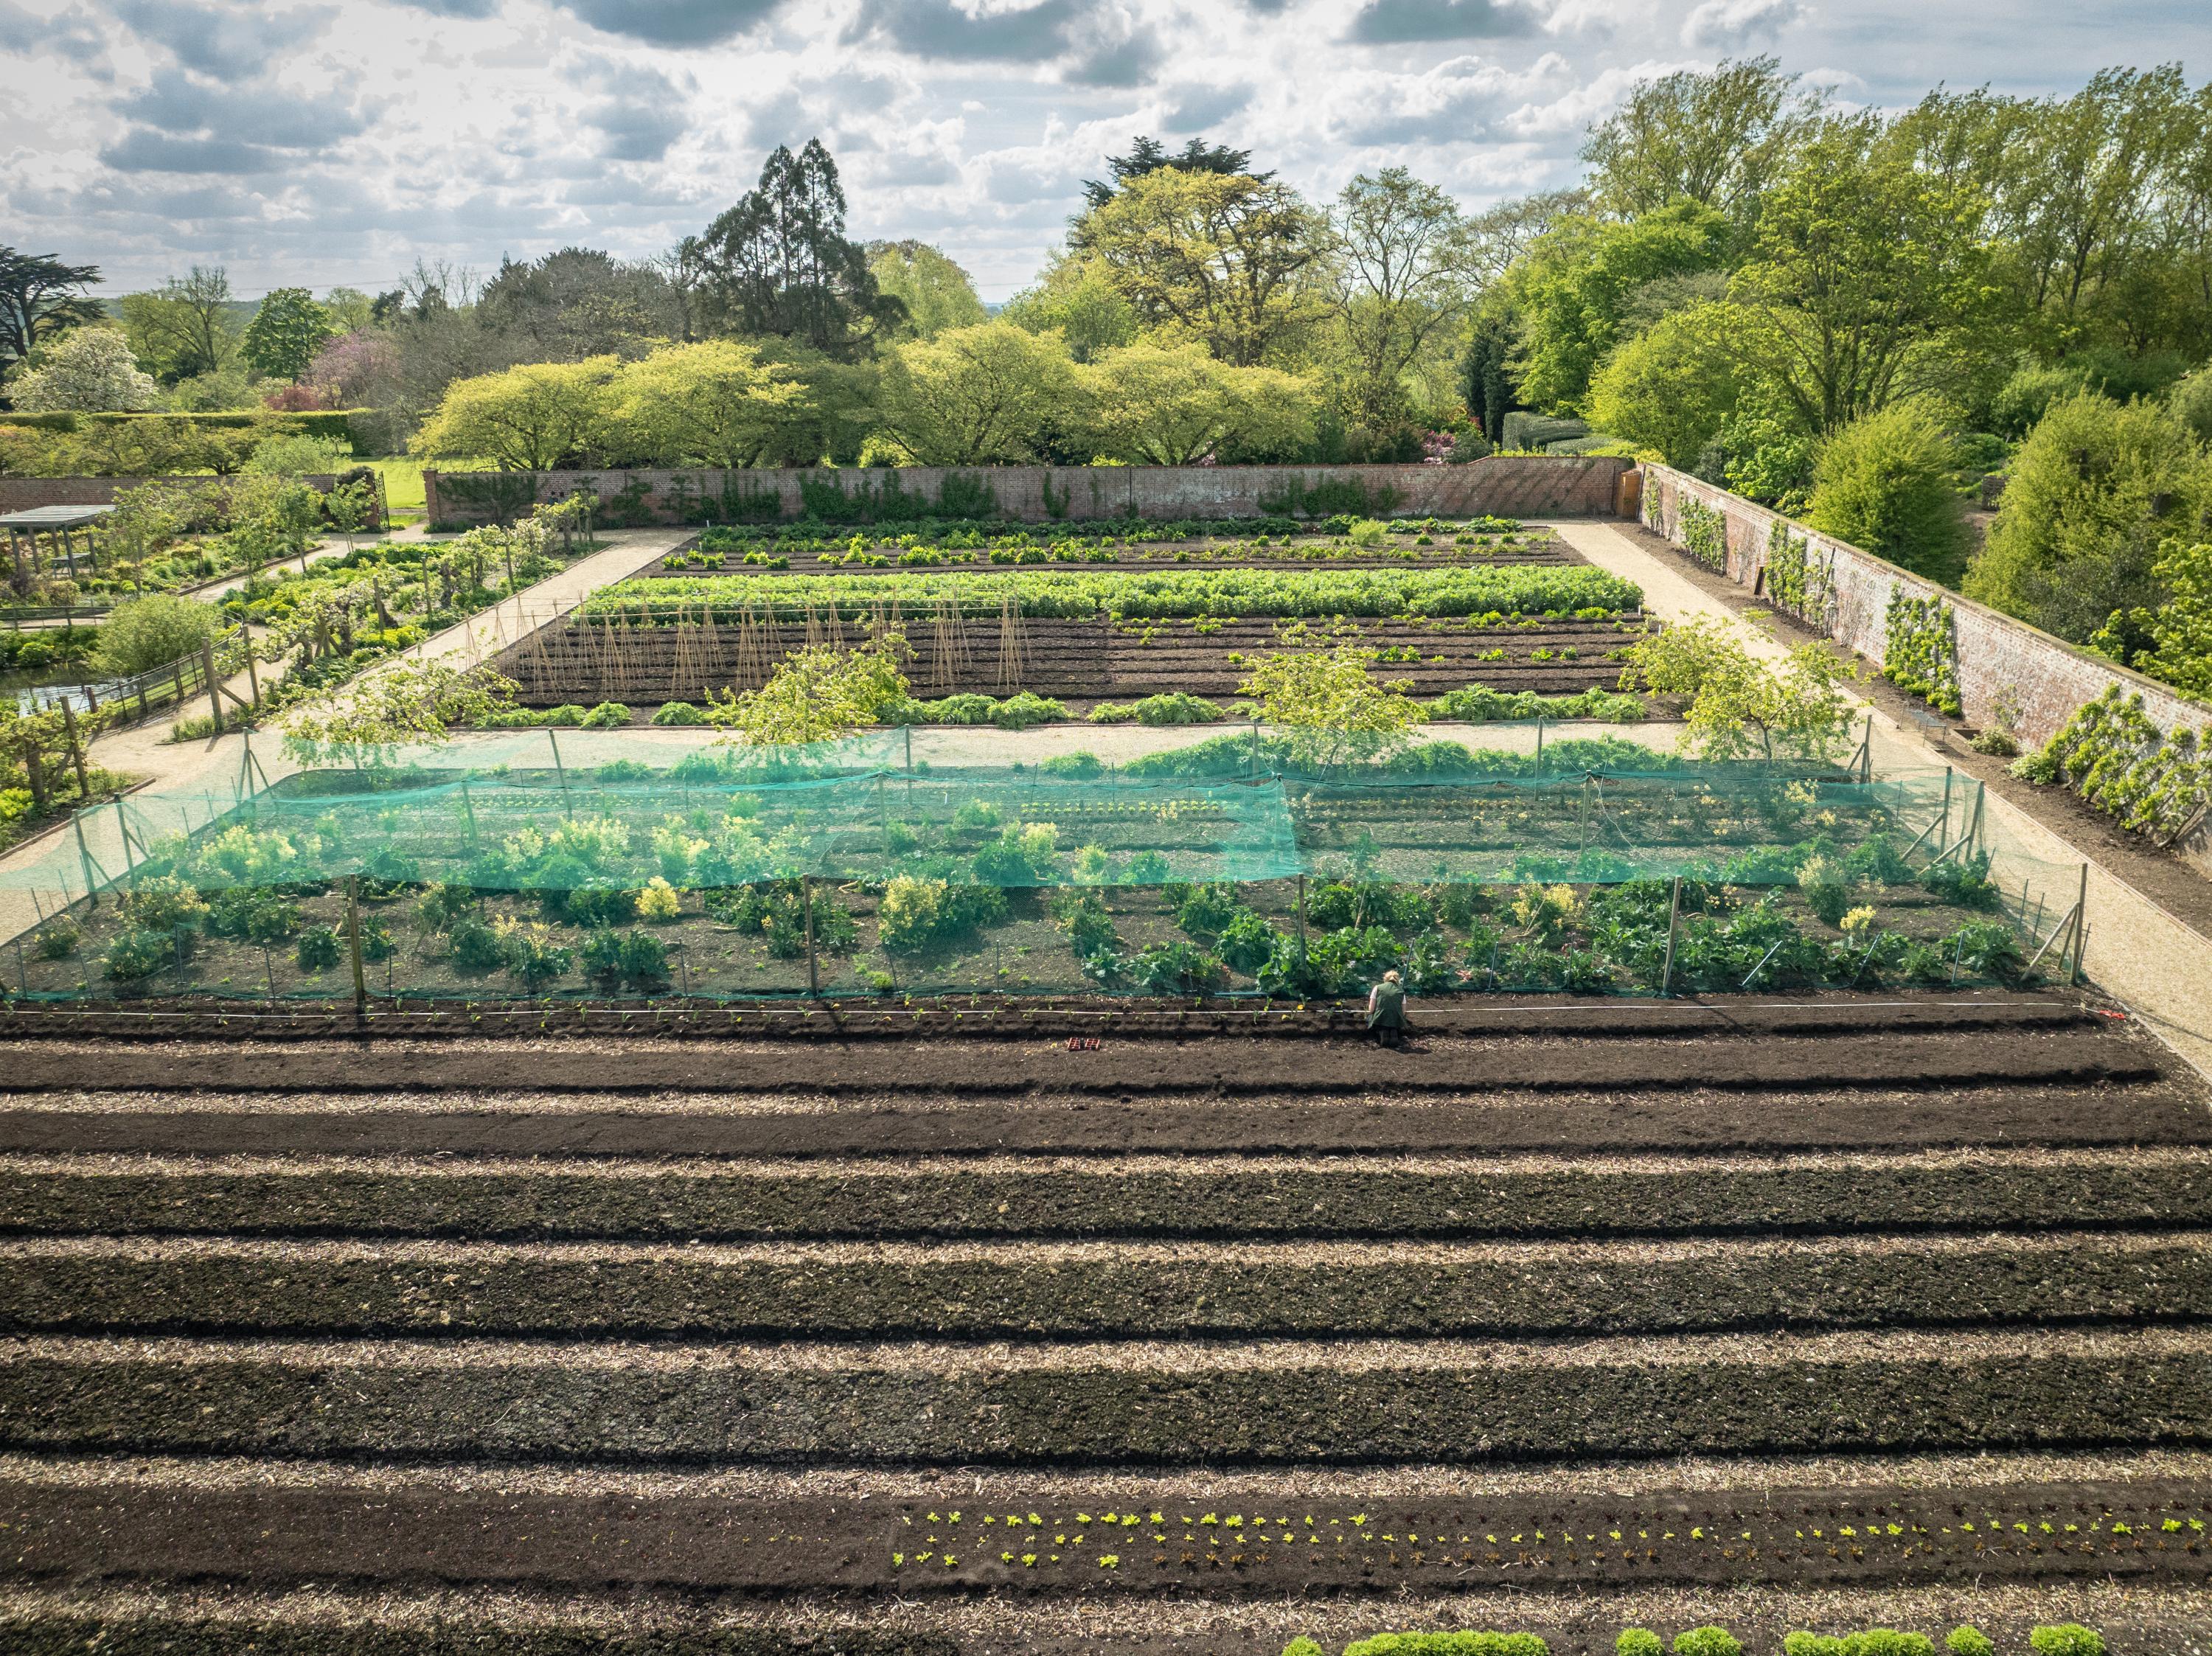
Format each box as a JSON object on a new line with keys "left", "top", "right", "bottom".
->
{"left": 1, "top": 992, "right": 2206, "bottom": 1651}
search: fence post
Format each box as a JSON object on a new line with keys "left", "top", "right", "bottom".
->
{"left": 345, "top": 875, "right": 368, "bottom": 1017}
{"left": 547, "top": 728, "right": 571, "bottom": 807}
{"left": 1295, "top": 874, "right": 1308, "bottom": 965}
{"left": 803, "top": 876, "right": 819, "bottom": 997}
{"left": 201, "top": 639, "right": 224, "bottom": 735}
{"left": 1250, "top": 718, "right": 1261, "bottom": 777}
{"left": 1938, "top": 767, "right": 1952, "bottom": 847}
{"left": 2070, "top": 862, "right": 2089, "bottom": 985}
{"left": 243, "top": 634, "right": 261, "bottom": 707}
{"left": 60, "top": 700, "right": 90, "bottom": 796}
{"left": 114, "top": 800, "right": 135, "bottom": 875}
{"left": 1660, "top": 876, "right": 1683, "bottom": 997}
{"left": 72, "top": 811, "right": 100, "bottom": 911}
{"left": 1535, "top": 716, "right": 1545, "bottom": 767}
{"left": 459, "top": 776, "right": 479, "bottom": 846}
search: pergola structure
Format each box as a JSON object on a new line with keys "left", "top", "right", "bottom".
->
{"left": 0, "top": 504, "right": 113, "bottom": 591}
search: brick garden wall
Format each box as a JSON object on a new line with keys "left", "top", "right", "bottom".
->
{"left": 0, "top": 473, "right": 388, "bottom": 530}
{"left": 423, "top": 457, "right": 1632, "bottom": 529}
{"left": 1638, "top": 463, "right": 2208, "bottom": 751}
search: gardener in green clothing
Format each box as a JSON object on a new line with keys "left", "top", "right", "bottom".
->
{"left": 1366, "top": 968, "right": 1410, "bottom": 1048}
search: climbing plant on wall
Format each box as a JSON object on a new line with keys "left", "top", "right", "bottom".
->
{"left": 1678, "top": 497, "right": 1728, "bottom": 574}
{"left": 1763, "top": 521, "right": 1833, "bottom": 627}
{"left": 2014, "top": 684, "right": 2210, "bottom": 843}
{"left": 1882, "top": 591, "right": 1963, "bottom": 716}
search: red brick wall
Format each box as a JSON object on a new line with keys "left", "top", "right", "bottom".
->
{"left": 422, "top": 458, "right": 1632, "bottom": 529}
{"left": 1639, "top": 463, "right": 2208, "bottom": 750}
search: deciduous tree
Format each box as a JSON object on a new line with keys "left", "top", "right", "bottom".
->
{"left": 7, "top": 327, "right": 158, "bottom": 412}
{"left": 1079, "top": 342, "right": 1314, "bottom": 465}
{"left": 1076, "top": 168, "right": 1329, "bottom": 366}
{"left": 874, "top": 322, "right": 1082, "bottom": 465}
{"left": 242, "top": 288, "right": 337, "bottom": 383}
{"left": 866, "top": 242, "right": 987, "bottom": 341}
{"left": 1326, "top": 167, "right": 1469, "bottom": 428}
{"left": 609, "top": 340, "right": 813, "bottom": 467}
{"left": 409, "top": 358, "right": 619, "bottom": 470}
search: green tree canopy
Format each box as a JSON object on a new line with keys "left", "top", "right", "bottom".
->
{"left": 242, "top": 288, "right": 337, "bottom": 383}
{"left": 7, "top": 327, "right": 158, "bottom": 413}
{"left": 1000, "top": 254, "right": 1139, "bottom": 363}
{"left": 608, "top": 340, "right": 813, "bottom": 467}
{"left": 690, "top": 140, "right": 902, "bottom": 357}
{"left": 1509, "top": 201, "right": 1731, "bottom": 415}
{"left": 866, "top": 242, "right": 987, "bottom": 341}
{"left": 1966, "top": 389, "right": 2210, "bottom": 643}
{"left": 119, "top": 266, "right": 240, "bottom": 384}
{"left": 1584, "top": 303, "right": 1741, "bottom": 468}
{"left": 1324, "top": 167, "right": 1469, "bottom": 429}
{"left": 1079, "top": 341, "right": 1315, "bottom": 465}
{"left": 409, "top": 358, "right": 620, "bottom": 470}
{"left": 1805, "top": 402, "right": 1969, "bottom": 582}
{"left": 92, "top": 595, "right": 222, "bottom": 678}
{"left": 1579, "top": 55, "right": 1822, "bottom": 225}
{"left": 1076, "top": 168, "right": 1329, "bottom": 366}
{"left": 874, "top": 322, "right": 1082, "bottom": 465}
{"left": 1726, "top": 119, "right": 1997, "bottom": 434}
{"left": 0, "top": 246, "right": 102, "bottom": 386}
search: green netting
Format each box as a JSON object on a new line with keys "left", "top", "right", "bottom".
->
{"left": 0, "top": 729, "right": 2084, "bottom": 1004}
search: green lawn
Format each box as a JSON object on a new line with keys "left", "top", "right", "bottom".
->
{"left": 362, "top": 456, "right": 495, "bottom": 517}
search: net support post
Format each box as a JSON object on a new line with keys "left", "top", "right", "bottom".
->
{"left": 803, "top": 876, "right": 820, "bottom": 998}
{"left": 1660, "top": 875, "right": 1683, "bottom": 997}
{"left": 2070, "top": 862, "right": 2088, "bottom": 985}
{"left": 71, "top": 811, "right": 99, "bottom": 911}
{"left": 344, "top": 875, "right": 368, "bottom": 1017}
{"left": 201, "top": 640, "right": 224, "bottom": 735}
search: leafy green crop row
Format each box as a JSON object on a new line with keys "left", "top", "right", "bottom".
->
{"left": 580, "top": 564, "right": 1644, "bottom": 624}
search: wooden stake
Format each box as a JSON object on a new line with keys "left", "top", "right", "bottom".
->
{"left": 345, "top": 875, "right": 368, "bottom": 1016}
{"left": 1660, "top": 876, "right": 1683, "bottom": 997}
{"left": 803, "top": 876, "right": 819, "bottom": 997}
{"left": 201, "top": 639, "right": 224, "bottom": 735}
{"left": 60, "top": 700, "right": 89, "bottom": 796}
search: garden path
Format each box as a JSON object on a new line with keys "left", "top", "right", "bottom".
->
{"left": 1552, "top": 518, "right": 2212, "bottom": 1079}
{"left": 0, "top": 528, "right": 692, "bottom": 950}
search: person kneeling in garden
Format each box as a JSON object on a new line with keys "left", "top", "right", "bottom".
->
{"left": 1367, "top": 968, "right": 1411, "bottom": 1049}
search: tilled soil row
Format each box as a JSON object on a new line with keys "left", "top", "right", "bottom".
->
{"left": 0, "top": 992, "right": 2107, "bottom": 1046}
{"left": 12, "top": 1150, "right": 2206, "bottom": 1242}
{"left": 7, "top": 1336, "right": 2211, "bottom": 1462}
{"left": 5, "top": 1474, "right": 2206, "bottom": 1597}
{"left": 4, "top": 1233, "right": 2205, "bottom": 1341}
{"left": 0, "top": 1028, "right": 2156, "bottom": 1096}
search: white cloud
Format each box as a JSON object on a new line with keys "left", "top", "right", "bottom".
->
{"left": 1680, "top": 0, "right": 1809, "bottom": 49}
{"left": 0, "top": 0, "right": 2190, "bottom": 300}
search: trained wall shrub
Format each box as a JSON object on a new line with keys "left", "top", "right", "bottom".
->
{"left": 2013, "top": 683, "right": 2209, "bottom": 841}
{"left": 1882, "top": 593, "right": 1962, "bottom": 716}
{"left": 1678, "top": 497, "right": 1729, "bottom": 573}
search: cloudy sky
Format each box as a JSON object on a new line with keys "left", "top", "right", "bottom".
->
{"left": 0, "top": 0, "right": 2199, "bottom": 302}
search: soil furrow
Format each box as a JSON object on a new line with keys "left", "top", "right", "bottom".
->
{"left": 0, "top": 1029, "right": 2156, "bottom": 1096}
{"left": 10, "top": 1152, "right": 2207, "bottom": 1241}
{"left": 7, "top": 1329, "right": 2212, "bottom": 1464}
{"left": 3, "top": 1474, "right": 2207, "bottom": 1598}
{"left": 1, "top": 1231, "right": 2205, "bottom": 1340}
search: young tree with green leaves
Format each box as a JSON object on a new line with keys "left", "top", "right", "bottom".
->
{"left": 283, "top": 658, "right": 522, "bottom": 759}
{"left": 1239, "top": 644, "right": 1423, "bottom": 770}
{"left": 92, "top": 595, "right": 222, "bottom": 678}
{"left": 409, "top": 358, "right": 620, "bottom": 470}
{"left": 1079, "top": 341, "right": 1315, "bottom": 465}
{"left": 999, "top": 254, "right": 1140, "bottom": 363}
{"left": 1618, "top": 616, "right": 1857, "bottom": 762}
{"left": 2124, "top": 540, "right": 2212, "bottom": 695}
{"left": 608, "top": 340, "right": 812, "bottom": 467}
{"left": 874, "top": 322, "right": 1082, "bottom": 465}
{"left": 711, "top": 633, "right": 910, "bottom": 745}
{"left": 242, "top": 288, "right": 337, "bottom": 383}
